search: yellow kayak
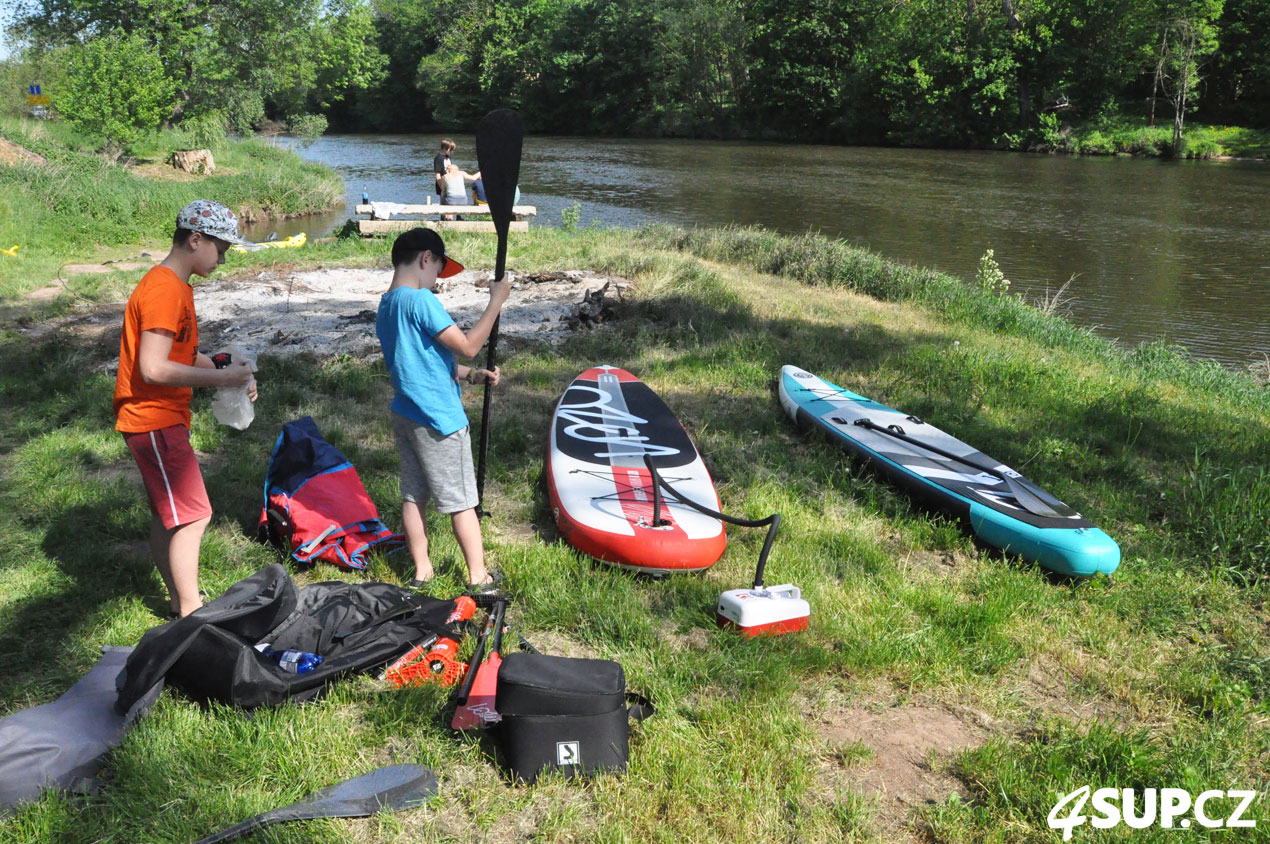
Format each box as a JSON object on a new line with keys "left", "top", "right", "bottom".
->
{"left": 232, "top": 232, "right": 306, "bottom": 253}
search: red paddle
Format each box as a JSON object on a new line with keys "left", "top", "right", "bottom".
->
{"left": 450, "top": 600, "right": 507, "bottom": 730}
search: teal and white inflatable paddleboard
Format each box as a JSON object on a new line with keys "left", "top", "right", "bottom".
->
{"left": 778, "top": 365, "right": 1119, "bottom": 577}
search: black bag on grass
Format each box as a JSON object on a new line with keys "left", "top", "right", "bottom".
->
{"left": 116, "top": 564, "right": 462, "bottom": 711}
{"left": 494, "top": 653, "right": 653, "bottom": 783}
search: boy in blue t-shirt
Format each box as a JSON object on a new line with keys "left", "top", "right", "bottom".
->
{"left": 376, "top": 228, "right": 510, "bottom": 589}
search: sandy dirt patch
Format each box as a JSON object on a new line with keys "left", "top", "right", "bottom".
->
{"left": 194, "top": 266, "right": 627, "bottom": 359}
{"left": 0, "top": 137, "right": 46, "bottom": 166}
{"left": 60, "top": 260, "right": 157, "bottom": 275}
{"left": 16, "top": 266, "right": 628, "bottom": 366}
{"left": 819, "top": 698, "right": 986, "bottom": 840}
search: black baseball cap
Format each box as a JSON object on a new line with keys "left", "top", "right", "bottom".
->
{"left": 391, "top": 227, "right": 464, "bottom": 277}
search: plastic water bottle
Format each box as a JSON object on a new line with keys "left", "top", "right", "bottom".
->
{"left": 211, "top": 343, "right": 256, "bottom": 430}
{"left": 257, "top": 644, "right": 323, "bottom": 674}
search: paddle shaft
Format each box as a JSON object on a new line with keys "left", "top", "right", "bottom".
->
{"left": 475, "top": 233, "right": 507, "bottom": 512}
{"left": 850, "top": 418, "right": 1072, "bottom": 518}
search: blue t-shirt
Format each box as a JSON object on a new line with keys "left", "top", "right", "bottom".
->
{"left": 376, "top": 286, "right": 468, "bottom": 435}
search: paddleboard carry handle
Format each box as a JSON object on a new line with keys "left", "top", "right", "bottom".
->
{"left": 642, "top": 455, "right": 780, "bottom": 590}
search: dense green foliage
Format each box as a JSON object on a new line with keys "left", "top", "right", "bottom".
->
{"left": 50, "top": 32, "right": 174, "bottom": 152}
{"left": 6, "top": 0, "right": 1268, "bottom": 149}
{"left": 7, "top": 0, "right": 385, "bottom": 139}
{"left": 334, "top": 0, "right": 1266, "bottom": 147}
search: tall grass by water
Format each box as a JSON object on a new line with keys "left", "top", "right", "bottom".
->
{"left": 0, "top": 115, "right": 341, "bottom": 299}
{"left": 1, "top": 224, "right": 1267, "bottom": 842}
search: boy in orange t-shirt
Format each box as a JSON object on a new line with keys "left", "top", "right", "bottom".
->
{"left": 115, "top": 200, "right": 257, "bottom": 618}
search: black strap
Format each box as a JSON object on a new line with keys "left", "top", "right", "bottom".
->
{"left": 627, "top": 693, "right": 655, "bottom": 723}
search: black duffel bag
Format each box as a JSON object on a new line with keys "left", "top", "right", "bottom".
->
{"left": 116, "top": 564, "right": 462, "bottom": 711}
{"left": 494, "top": 652, "right": 653, "bottom": 783}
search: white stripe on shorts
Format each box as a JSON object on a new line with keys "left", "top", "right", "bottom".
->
{"left": 148, "top": 430, "right": 180, "bottom": 524}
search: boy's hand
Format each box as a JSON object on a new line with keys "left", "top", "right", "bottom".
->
{"left": 223, "top": 360, "right": 254, "bottom": 388}
{"left": 489, "top": 276, "right": 512, "bottom": 304}
{"left": 472, "top": 366, "right": 501, "bottom": 387}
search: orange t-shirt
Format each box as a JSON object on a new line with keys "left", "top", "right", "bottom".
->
{"left": 114, "top": 266, "right": 199, "bottom": 432}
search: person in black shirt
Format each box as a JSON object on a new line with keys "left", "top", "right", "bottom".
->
{"left": 433, "top": 139, "right": 455, "bottom": 204}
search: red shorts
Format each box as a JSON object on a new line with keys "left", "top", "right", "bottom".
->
{"left": 124, "top": 426, "right": 212, "bottom": 530}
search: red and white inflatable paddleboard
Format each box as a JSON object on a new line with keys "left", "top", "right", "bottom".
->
{"left": 546, "top": 366, "right": 726, "bottom": 574}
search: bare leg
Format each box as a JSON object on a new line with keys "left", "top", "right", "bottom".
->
{"left": 401, "top": 500, "right": 434, "bottom": 582}
{"left": 149, "top": 515, "right": 178, "bottom": 612}
{"left": 451, "top": 507, "right": 489, "bottom": 585}
{"left": 153, "top": 515, "right": 209, "bottom": 617}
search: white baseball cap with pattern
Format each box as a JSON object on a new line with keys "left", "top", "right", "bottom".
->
{"left": 176, "top": 199, "right": 253, "bottom": 245}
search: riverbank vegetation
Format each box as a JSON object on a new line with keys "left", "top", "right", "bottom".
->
{"left": 4, "top": 0, "right": 1269, "bottom": 157}
{"left": 1044, "top": 116, "right": 1270, "bottom": 158}
{"left": 0, "top": 114, "right": 341, "bottom": 299}
{"left": 1, "top": 223, "right": 1266, "bottom": 841}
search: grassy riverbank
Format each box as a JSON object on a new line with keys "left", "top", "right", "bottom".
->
{"left": 1042, "top": 116, "right": 1270, "bottom": 159}
{"left": 1, "top": 225, "right": 1267, "bottom": 842}
{"left": 0, "top": 115, "right": 342, "bottom": 299}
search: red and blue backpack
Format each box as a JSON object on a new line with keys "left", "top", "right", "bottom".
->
{"left": 259, "top": 416, "right": 403, "bottom": 569}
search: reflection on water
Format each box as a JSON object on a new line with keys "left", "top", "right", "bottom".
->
{"left": 249, "top": 134, "right": 1269, "bottom": 367}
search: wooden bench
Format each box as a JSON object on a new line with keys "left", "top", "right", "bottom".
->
{"left": 355, "top": 203, "right": 537, "bottom": 236}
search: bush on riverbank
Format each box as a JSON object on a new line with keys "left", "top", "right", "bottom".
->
{"left": 0, "top": 114, "right": 341, "bottom": 298}
{"left": 2, "top": 224, "right": 1266, "bottom": 841}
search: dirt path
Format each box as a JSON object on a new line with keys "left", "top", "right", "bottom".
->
{"left": 20, "top": 265, "right": 628, "bottom": 363}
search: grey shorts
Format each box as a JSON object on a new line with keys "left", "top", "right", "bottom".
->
{"left": 391, "top": 412, "right": 479, "bottom": 514}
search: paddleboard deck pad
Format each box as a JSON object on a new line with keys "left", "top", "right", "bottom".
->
{"left": 778, "top": 365, "right": 1119, "bottom": 577}
{"left": 547, "top": 367, "right": 726, "bottom": 574}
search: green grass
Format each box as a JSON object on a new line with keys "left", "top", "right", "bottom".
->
{"left": 1, "top": 224, "right": 1267, "bottom": 842}
{"left": 0, "top": 114, "right": 342, "bottom": 299}
{"left": 1056, "top": 115, "right": 1270, "bottom": 159}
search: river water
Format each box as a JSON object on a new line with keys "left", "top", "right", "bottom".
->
{"left": 247, "top": 134, "right": 1269, "bottom": 368}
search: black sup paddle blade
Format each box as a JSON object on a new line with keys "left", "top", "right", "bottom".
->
{"left": 475, "top": 109, "right": 524, "bottom": 246}
{"left": 191, "top": 764, "right": 439, "bottom": 844}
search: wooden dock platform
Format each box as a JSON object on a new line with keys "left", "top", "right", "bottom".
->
{"left": 354, "top": 203, "right": 537, "bottom": 236}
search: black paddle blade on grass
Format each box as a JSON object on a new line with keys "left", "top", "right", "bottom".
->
{"left": 475, "top": 109, "right": 525, "bottom": 240}
{"left": 191, "top": 764, "right": 439, "bottom": 844}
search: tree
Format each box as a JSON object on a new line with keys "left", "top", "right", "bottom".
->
{"left": 1203, "top": 0, "right": 1268, "bottom": 127}
{"left": 744, "top": 0, "right": 875, "bottom": 140}
{"left": 1150, "top": 0, "right": 1223, "bottom": 150}
{"left": 51, "top": 32, "right": 174, "bottom": 153}
{"left": 13, "top": 0, "right": 385, "bottom": 131}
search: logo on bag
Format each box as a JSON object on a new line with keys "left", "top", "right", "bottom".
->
{"left": 557, "top": 741, "right": 581, "bottom": 766}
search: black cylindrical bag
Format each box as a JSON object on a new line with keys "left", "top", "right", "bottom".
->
{"left": 494, "top": 653, "right": 652, "bottom": 783}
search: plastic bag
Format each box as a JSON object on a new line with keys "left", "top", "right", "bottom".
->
{"left": 212, "top": 344, "right": 257, "bottom": 430}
